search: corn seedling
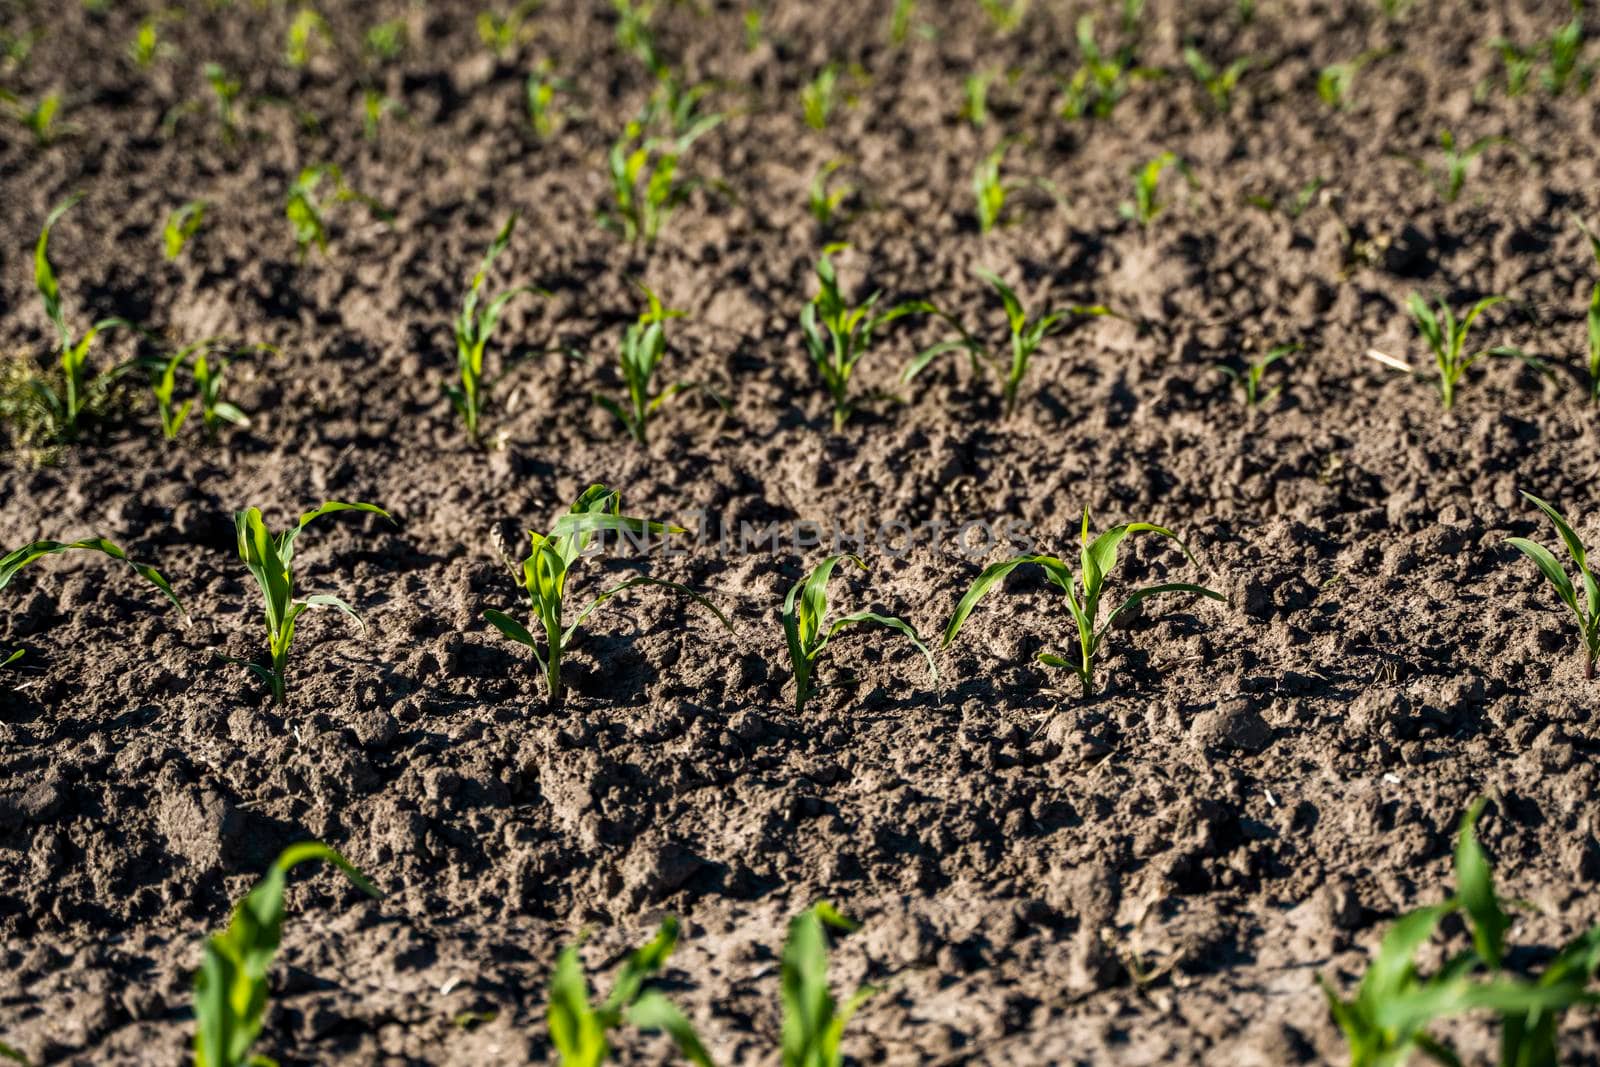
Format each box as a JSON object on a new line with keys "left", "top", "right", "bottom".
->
{"left": 613, "top": 0, "right": 661, "bottom": 71}
{"left": 233, "top": 502, "right": 391, "bottom": 705}
{"left": 284, "top": 164, "right": 388, "bottom": 263}
{"left": 2, "top": 89, "right": 62, "bottom": 145}
{"left": 364, "top": 19, "right": 407, "bottom": 62}
{"left": 960, "top": 69, "right": 995, "bottom": 127}
{"left": 976, "top": 0, "right": 1029, "bottom": 34}
{"left": 148, "top": 339, "right": 267, "bottom": 442}
{"left": 1245, "top": 177, "right": 1325, "bottom": 220}
{"left": 203, "top": 63, "right": 242, "bottom": 143}
{"left": 1492, "top": 37, "right": 1536, "bottom": 96}
{"left": 193, "top": 843, "right": 379, "bottom": 1067}
{"left": 1322, "top": 799, "right": 1600, "bottom": 1066}
{"left": 744, "top": 7, "right": 763, "bottom": 51}
{"left": 548, "top": 916, "right": 713, "bottom": 1067}
{"left": 604, "top": 112, "right": 718, "bottom": 245}
{"left": 800, "top": 245, "right": 931, "bottom": 431}
{"left": 1217, "top": 344, "right": 1296, "bottom": 408}
{"left": 360, "top": 90, "right": 402, "bottom": 141}
{"left": 285, "top": 7, "right": 329, "bottom": 68}
{"left": 1507, "top": 492, "right": 1600, "bottom": 681}
{"left": 1317, "top": 50, "right": 1381, "bottom": 110}
{"left": 972, "top": 142, "right": 1011, "bottom": 234}
{"left": 889, "top": 0, "right": 915, "bottom": 44}
{"left": 1058, "top": 16, "right": 1152, "bottom": 120}
{"left": 0, "top": 1039, "right": 26, "bottom": 1064}
{"left": 808, "top": 159, "right": 852, "bottom": 232}
{"left": 1545, "top": 9, "right": 1592, "bottom": 95}
{"left": 2, "top": 537, "right": 183, "bottom": 668}
{"left": 781, "top": 903, "right": 875, "bottom": 1067}
{"left": 449, "top": 214, "right": 538, "bottom": 444}
{"left": 484, "top": 485, "right": 731, "bottom": 704}
{"left": 479, "top": 2, "right": 533, "bottom": 56}
{"left": 1382, "top": 293, "right": 1537, "bottom": 410}
{"left": 1404, "top": 129, "right": 1510, "bottom": 204}
{"left": 128, "top": 17, "right": 170, "bottom": 67}
{"left": 782, "top": 554, "right": 935, "bottom": 714}
{"left": 527, "top": 61, "right": 571, "bottom": 138}
{"left": 1119, "top": 152, "right": 1193, "bottom": 228}
{"left": 903, "top": 267, "right": 1116, "bottom": 418}
{"left": 163, "top": 200, "right": 207, "bottom": 261}
{"left": 1183, "top": 45, "right": 1250, "bottom": 113}
{"left": 595, "top": 285, "right": 694, "bottom": 445}
{"left": 944, "top": 511, "right": 1223, "bottom": 697}
{"left": 32, "top": 196, "right": 135, "bottom": 440}
{"left": 801, "top": 65, "right": 839, "bottom": 131}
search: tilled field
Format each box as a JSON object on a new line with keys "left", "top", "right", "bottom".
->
{"left": 4, "top": 0, "right": 1600, "bottom": 1063}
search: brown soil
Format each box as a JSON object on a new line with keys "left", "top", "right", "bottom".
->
{"left": 4, "top": 0, "right": 1600, "bottom": 1063}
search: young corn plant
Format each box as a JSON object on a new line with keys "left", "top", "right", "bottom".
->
{"left": 604, "top": 114, "right": 718, "bottom": 245}
{"left": 1322, "top": 799, "right": 1600, "bottom": 1067}
{"left": 2, "top": 537, "right": 183, "bottom": 668}
{"left": 943, "top": 510, "right": 1224, "bottom": 697}
{"left": 781, "top": 903, "right": 875, "bottom": 1067}
{"left": 1216, "top": 343, "right": 1296, "bottom": 408}
{"left": 1120, "top": 152, "right": 1193, "bottom": 227}
{"left": 128, "top": 17, "right": 170, "bottom": 67}
{"left": 800, "top": 245, "right": 930, "bottom": 431}
{"left": 234, "top": 502, "right": 391, "bottom": 706}
{"left": 33, "top": 195, "right": 135, "bottom": 440}
{"left": 148, "top": 339, "right": 267, "bottom": 442}
{"left": 203, "top": 63, "right": 242, "bottom": 144}
{"left": 526, "top": 60, "right": 571, "bottom": 138}
{"left": 1406, "top": 129, "right": 1508, "bottom": 205}
{"left": 801, "top": 65, "right": 839, "bottom": 130}
{"left": 1058, "top": 15, "right": 1151, "bottom": 120}
{"left": 1317, "top": 52, "right": 1380, "bottom": 110}
{"left": 1375, "top": 293, "right": 1535, "bottom": 410}
{"left": 1544, "top": 9, "right": 1592, "bottom": 96}
{"left": 595, "top": 285, "right": 691, "bottom": 445}
{"left": 284, "top": 7, "right": 330, "bottom": 68}
{"left": 547, "top": 916, "right": 713, "bottom": 1067}
{"left": 782, "top": 554, "right": 935, "bottom": 714}
{"left": 1183, "top": 45, "right": 1251, "bottom": 112}
{"left": 2, "top": 89, "right": 62, "bottom": 145}
{"left": 977, "top": 0, "right": 1029, "bottom": 35}
{"left": 193, "top": 843, "right": 379, "bottom": 1067}
{"left": 960, "top": 69, "right": 996, "bottom": 127}
{"left": 972, "top": 142, "right": 1011, "bottom": 234}
{"left": 163, "top": 200, "right": 207, "bottom": 260}
{"left": 484, "top": 485, "right": 731, "bottom": 704}
{"left": 1507, "top": 491, "right": 1599, "bottom": 682}
{"left": 478, "top": 0, "right": 539, "bottom": 56}
{"left": 449, "top": 214, "right": 538, "bottom": 444}
{"left": 808, "top": 159, "right": 852, "bottom": 232}
{"left": 902, "top": 267, "right": 1117, "bottom": 418}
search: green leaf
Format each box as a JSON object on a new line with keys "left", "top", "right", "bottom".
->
{"left": 1101, "top": 582, "right": 1226, "bottom": 634}
{"left": 827, "top": 610, "right": 938, "bottom": 684}
{"left": 943, "top": 555, "right": 1072, "bottom": 645}
{"left": 484, "top": 608, "right": 540, "bottom": 651}
{"left": 1455, "top": 798, "right": 1509, "bottom": 970}
{"left": 0, "top": 537, "right": 184, "bottom": 617}
{"left": 628, "top": 991, "right": 716, "bottom": 1067}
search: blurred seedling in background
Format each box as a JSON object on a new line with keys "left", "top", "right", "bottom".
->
{"left": 808, "top": 159, "right": 853, "bottom": 233}
{"left": 1217, "top": 343, "right": 1297, "bottom": 408}
{"left": 147, "top": 339, "right": 272, "bottom": 442}
{"left": 284, "top": 163, "right": 390, "bottom": 263}
{"left": 1574, "top": 214, "right": 1600, "bottom": 401}
{"left": 128, "top": 15, "right": 175, "bottom": 68}
{"left": 1317, "top": 50, "right": 1382, "bottom": 110}
{"left": 479, "top": 0, "right": 540, "bottom": 56}
{"left": 192, "top": 844, "right": 379, "bottom": 1067}
{"left": 944, "top": 511, "right": 1224, "bottom": 697}
{"left": 450, "top": 214, "right": 541, "bottom": 444}
{"left": 364, "top": 18, "right": 407, "bottom": 62}
{"left": 285, "top": 6, "right": 330, "bottom": 68}
{"left": 484, "top": 485, "right": 731, "bottom": 704}
{"left": 782, "top": 554, "right": 935, "bottom": 714}
{"left": 1322, "top": 798, "right": 1600, "bottom": 1065}
{"left": 972, "top": 142, "right": 1015, "bottom": 234}
{"left": 163, "top": 200, "right": 207, "bottom": 260}
{"left": 1058, "top": 15, "right": 1154, "bottom": 120}
{"left": 1183, "top": 45, "right": 1251, "bottom": 113}
{"left": 2, "top": 537, "right": 183, "bottom": 669}
{"left": 547, "top": 916, "right": 713, "bottom": 1067}
{"left": 976, "top": 0, "right": 1029, "bottom": 35}
{"left": 1367, "top": 294, "right": 1540, "bottom": 410}
{"left": 800, "top": 244, "right": 932, "bottom": 431}
{"left": 233, "top": 502, "right": 392, "bottom": 705}
{"left": 1245, "top": 177, "right": 1325, "bottom": 220}
{"left": 1507, "top": 492, "right": 1600, "bottom": 682}
{"left": 960, "top": 69, "right": 996, "bottom": 127}
{"left": 203, "top": 63, "right": 243, "bottom": 143}
{"left": 903, "top": 267, "right": 1117, "bottom": 418}
{"left": 1, "top": 89, "right": 63, "bottom": 145}
{"left": 801, "top": 65, "right": 839, "bottom": 130}
{"left": 1119, "top": 152, "right": 1194, "bottom": 227}
{"left": 596, "top": 284, "right": 714, "bottom": 445}
{"left": 527, "top": 60, "right": 573, "bottom": 138}
{"left": 604, "top": 104, "right": 721, "bottom": 244}
{"left": 1400, "top": 129, "right": 1512, "bottom": 205}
